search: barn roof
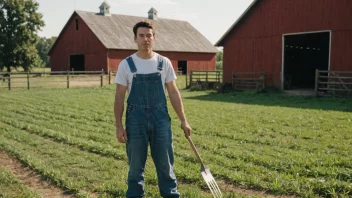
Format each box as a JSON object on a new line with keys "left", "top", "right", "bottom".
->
{"left": 215, "top": 0, "right": 259, "bottom": 46}
{"left": 72, "top": 10, "right": 217, "bottom": 53}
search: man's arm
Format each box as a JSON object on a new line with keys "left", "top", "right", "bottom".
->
{"left": 166, "top": 80, "right": 191, "bottom": 136}
{"left": 114, "top": 84, "right": 128, "bottom": 143}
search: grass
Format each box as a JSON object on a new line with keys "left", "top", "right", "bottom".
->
{"left": 0, "top": 166, "right": 40, "bottom": 198}
{"left": 0, "top": 76, "right": 351, "bottom": 197}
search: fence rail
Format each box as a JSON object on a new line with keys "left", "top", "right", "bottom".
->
{"left": 188, "top": 70, "right": 222, "bottom": 88}
{"left": 0, "top": 70, "right": 107, "bottom": 90}
{"left": 232, "top": 72, "right": 266, "bottom": 91}
{"left": 315, "top": 70, "right": 352, "bottom": 97}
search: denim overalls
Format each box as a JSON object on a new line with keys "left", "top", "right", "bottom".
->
{"left": 125, "top": 55, "right": 180, "bottom": 198}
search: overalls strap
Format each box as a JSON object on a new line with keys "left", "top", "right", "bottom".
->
{"left": 126, "top": 56, "right": 137, "bottom": 73}
{"left": 157, "top": 55, "right": 164, "bottom": 71}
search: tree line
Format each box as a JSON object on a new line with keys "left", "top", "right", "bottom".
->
{"left": 0, "top": 0, "right": 55, "bottom": 72}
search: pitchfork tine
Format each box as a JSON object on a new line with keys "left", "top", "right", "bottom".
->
{"left": 208, "top": 180, "right": 218, "bottom": 198}
{"left": 210, "top": 180, "right": 222, "bottom": 198}
{"left": 214, "top": 180, "right": 222, "bottom": 195}
{"left": 208, "top": 181, "right": 216, "bottom": 196}
{"left": 208, "top": 186, "right": 216, "bottom": 197}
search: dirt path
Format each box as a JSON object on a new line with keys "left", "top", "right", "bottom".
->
{"left": 0, "top": 151, "right": 74, "bottom": 198}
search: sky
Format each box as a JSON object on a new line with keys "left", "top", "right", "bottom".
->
{"left": 36, "top": 0, "right": 254, "bottom": 45}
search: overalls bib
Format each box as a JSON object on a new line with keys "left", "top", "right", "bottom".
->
{"left": 125, "top": 55, "right": 180, "bottom": 198}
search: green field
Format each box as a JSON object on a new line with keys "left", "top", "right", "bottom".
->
{"left": 0, "top": 79, "right": 351, "bottom": 197}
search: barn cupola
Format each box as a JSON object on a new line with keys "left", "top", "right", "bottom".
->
{"left": 148, "top": 7, "right": 158, "bottom": 20}
{"left": 99, "top": 1, "right": 111, "bottom": 16}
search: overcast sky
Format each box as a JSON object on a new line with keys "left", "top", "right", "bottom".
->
{"left": 36, "top": 0, "right": 254, "bottom": 45}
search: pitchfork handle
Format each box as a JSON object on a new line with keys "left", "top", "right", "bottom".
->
{"left": 186, "top": 136, "right": 205, "bottom": 167}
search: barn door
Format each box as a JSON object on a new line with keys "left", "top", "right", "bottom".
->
{"left": 178, "top": 60, "right": 187, "bottom": 75}
{"left": 283, "top": 31, "right": 330, "bottom": 90}
{"left": 70, "top": 54, "right": 85, "bottom": 71}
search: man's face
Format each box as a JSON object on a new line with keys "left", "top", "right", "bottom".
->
{"left": 134, "top": 27, "right": 155, "bottom": 51}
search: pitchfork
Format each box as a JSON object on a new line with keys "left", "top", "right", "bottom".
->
{"left": 186, "top": 135, "right": 222, "bottom": 198}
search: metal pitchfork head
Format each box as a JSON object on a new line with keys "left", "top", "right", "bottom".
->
{"left": 187, "top": 136, "right": 222, "bottom": 198}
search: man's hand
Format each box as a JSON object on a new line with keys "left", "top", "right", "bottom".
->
{"left": 181, "top": 121, "right": 192, "bottom": 137}
{"left": 116, "top": 126, "right": 128, "bottom": 143}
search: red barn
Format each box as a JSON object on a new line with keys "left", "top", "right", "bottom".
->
{"left": 49, "top": 2, "right": 217, "bottom": 74}
{"left": 216, "top": 0, "right": 352, "bottom": 90}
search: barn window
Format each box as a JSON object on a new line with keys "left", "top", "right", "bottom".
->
{"left": 75, "top": 19, "right": 79, "bottom": 31}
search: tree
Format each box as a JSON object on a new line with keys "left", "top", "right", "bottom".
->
{"left": 216, "top": 50, "right": 223, "bottom": 62}
{"left": 216, "top": 50, "right": 223, "bottom": 70}
{"left": 36, "top": 36, "right": 57, "bottom": 67}
{"left": 216, "top": 61, "right": 223, "bottom": 70}
{"left": 0, "top": 0, "right": 44, "bottom": 72}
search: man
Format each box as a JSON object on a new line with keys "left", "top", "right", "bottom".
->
{"left": 114, "top": 20, "right": 192, "bottom": 198}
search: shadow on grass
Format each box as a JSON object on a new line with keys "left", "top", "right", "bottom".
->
{"left": 183, "top": 91, "right": 352, "bottom": 112}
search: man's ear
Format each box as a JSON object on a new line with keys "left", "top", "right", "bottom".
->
{"left": 134, "top": 36, "right": 137, "bottom": 42}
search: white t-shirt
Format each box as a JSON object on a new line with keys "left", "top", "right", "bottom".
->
{"left": 114, "top": 52, "right": 177, "bottom": 93}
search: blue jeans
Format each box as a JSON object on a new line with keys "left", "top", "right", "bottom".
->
{"left": 125, "top": 104, "right": 179, "bottom": 197}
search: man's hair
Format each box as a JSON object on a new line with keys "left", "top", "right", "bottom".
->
{"left": 133, "top": 20, "right": 155, "bottom": 37}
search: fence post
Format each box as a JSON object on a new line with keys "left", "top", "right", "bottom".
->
{"left": 206, "top": 71, "right": 208, "bottom": 83}
{"left": 101, "top": 69, "right": 104, "bottom": 87}
{"left": 314, "top": 69, "right": 319, "bottom": 97}
{"left": 185, "top": 73, "right": 188, "bottom": 89}
{"left": 8, "top": 72, "right": 11, "bottom": 91}
{"left": 262, "top": 73, "right": 266, "bottom": 89}
{"left": 108, "top": 69, "right": 111, "bottom": 85}
{"left": 67, "top": 70, "right": 70, "bottom": 88}
{"left": 217, "top": 71, "right": 220, "bottom": 83}
{"left": 189, "top": 70, "right": 193, "bottom": 88}
{"left": 232, "top": 72, "right": 234, "bottom": 89}
{"left": 27, "top": 71, "right": 30, "bottom": 89}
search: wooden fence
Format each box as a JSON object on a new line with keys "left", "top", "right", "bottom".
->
{"left": 232, "top": 72, "right": 266, "bottom": 91}
{"left": 315, "top": 70, "right": 352, "bottom": 97}
{"left": 188, "top": 70, "right": 222, "bottom": 88}
{"left": 0, "top": 70, "right": 106, "bottom": 90}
